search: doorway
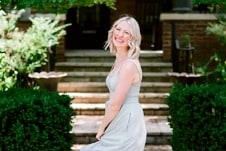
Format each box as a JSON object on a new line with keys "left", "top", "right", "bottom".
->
{"left": 65, "top": 5, "right": 110, "bottom": 50}
{"left": 135, "top": 0, "right": 172, "bottom": 50}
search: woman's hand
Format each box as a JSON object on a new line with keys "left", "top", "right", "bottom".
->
{"left": 96, "top": 127, "right": 105, "bottom": 140}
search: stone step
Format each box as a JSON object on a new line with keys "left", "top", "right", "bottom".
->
{"left": 59, "top": 71, "right": 172, "bottom": 82}
{"left": 70, "top": 115, "right": 172, "bottom": 145}
{"left": 55, "top": 62, "right": 172, "bottom": 72}
{"left": 58, "top": 82, "right": 173, "bottom": 93}
{"left": 63, "top": 92, "right": 169, "bottom": 104}
{"left": 60, "top": 50, "right": 173, "bottom": 149}
{"left": 64, "top": 50, "right": 165, "bottom": 62}
{"left": 70, "top": 103, "right": 169, "bottom": 116}
{"left": 71, "top": 144, "right": 173, "bottom": 151}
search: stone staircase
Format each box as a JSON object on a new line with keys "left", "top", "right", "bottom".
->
{"left": 55, "top": 50, "right": 173, "bottom": 151}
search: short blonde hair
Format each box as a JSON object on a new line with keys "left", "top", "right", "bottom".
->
{"left": 104, "top": 15, "right": 142, "bottom": 59}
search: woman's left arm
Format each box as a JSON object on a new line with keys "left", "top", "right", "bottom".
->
{"left": 96, "top": 61, "right": 138, "bottom": 140}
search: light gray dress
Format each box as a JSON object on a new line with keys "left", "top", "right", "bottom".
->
{"left": 80, "top": 59, "right": 147, "bottom": 151}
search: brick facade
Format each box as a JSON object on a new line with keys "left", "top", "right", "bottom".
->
{"left": 160, "top": 13, "right": 226, "bottom": 67}
{"left": 17, "top": 4, "right": 226, "bottom": 68}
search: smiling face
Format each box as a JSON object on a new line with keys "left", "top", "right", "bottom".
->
{"left": 112, "top": 21, "right": 132, "bottom": 51}
{"left": 105, "top": 16, "right": 141, "bottom": 59}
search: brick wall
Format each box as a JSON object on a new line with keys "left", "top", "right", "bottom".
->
{"left": 17, "top": 5, "right": 226, "bottom": 69}
{"left": 160, "top": 13, "right": 226, "bottom": 67}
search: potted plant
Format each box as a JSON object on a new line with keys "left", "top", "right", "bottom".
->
{"left": 168, "top": 26, "right": 202, "bottom": 85}
{"left": 26, "top": 15, "right": 71, "bottom": 91}
{"left": 0, "top": 0, "right": 116, "bottom": 91}
{"left": 0, "top": 10, "right": 70, "bottom": 91}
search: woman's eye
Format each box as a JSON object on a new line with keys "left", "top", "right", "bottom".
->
{"left": 125, "top": 31, "right": 130, "bottom": 35}
{"left": 115, "top": 27, "right": 120, "bottom": 31}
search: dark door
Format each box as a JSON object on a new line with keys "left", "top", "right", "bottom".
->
{"left": 135, "top": 0, "right": 172, "bottom": 50}
{"left": 65, "top": 5, "right": 110, "bottom": 50}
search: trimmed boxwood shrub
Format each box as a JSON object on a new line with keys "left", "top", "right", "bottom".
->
{"left": 0, "top": 88, "right": 74, "bottom": 151}
{"left": 167, "top": 83, "right": 226, "bottom": 151}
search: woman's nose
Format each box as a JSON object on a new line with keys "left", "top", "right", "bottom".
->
{"left": 117, "top": 30, "right": 123, "bottom": 37}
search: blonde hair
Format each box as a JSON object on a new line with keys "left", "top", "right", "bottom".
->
{"left": 104, "top": 15, "right": 142, "bottom": 59}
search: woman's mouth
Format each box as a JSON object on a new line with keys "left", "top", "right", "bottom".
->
{"left": 114, "top": 37, "right": 124, "bottom": 44}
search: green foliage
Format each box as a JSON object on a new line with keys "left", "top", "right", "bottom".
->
{"left": 195, "top": 54, "right": 226, "bottom": 83}
{"left": 167, "top": 83, "right": 226, "bottom": 151}
{"left": 0, "top": 10, "right": 70, "bottom": 91}
{"left": 207, "top": 21, "right": 226, "bottom": 46}
{"left": 0, "top": 0, "right": 116, "bottom": 13}
{"left": 179, "top": 34, "right": 191, "bottom": 48}
{"left": 195, "top": 20, "right": 226, "bottom": 83}
{"left": 192, "top": 0, "right": 226, "bottom": 13}
{"left": 0, "top": 87, "right": 74, "bottom": 151}
{"left": 192, "top": 0, "right": 222, "bottom": 5}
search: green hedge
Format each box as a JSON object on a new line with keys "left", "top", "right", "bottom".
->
{"left": 167, "top": 83, "right": 226, "bottom": 151}
{"left": 0, "top": 88, "right": 74, "bottom": 151}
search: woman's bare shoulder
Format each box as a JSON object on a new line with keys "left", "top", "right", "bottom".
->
{"left": 122, "top": 59, "right": 139, "bottom": 70}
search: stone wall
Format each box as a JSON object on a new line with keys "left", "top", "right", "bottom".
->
{"left": 160, "top": 13, "right": 226, "bottom": 67}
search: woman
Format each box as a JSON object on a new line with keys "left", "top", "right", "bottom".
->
{"left": 80, "top": 15, "right": 147, "bottom": 151}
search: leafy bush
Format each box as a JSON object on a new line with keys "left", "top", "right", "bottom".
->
{"left": 195, "top": 19, "right": 226, "bottom": 83}
{"left": 167, "top": 83, "right": 226, "bottom": 151}
{"left": 0, "top": 10, "right": 69, "bottom": 91}
{"left": 192, "top": 0, "right": 226, "bottom": 13}
{"left": 0, "top": 88, "right": 74, "bottom": 151}
{"left": 195, "top": 53, "right": 226, "bottom": 83}
{"left": 0, "top": 0, "right": 116, "bottom": 13}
